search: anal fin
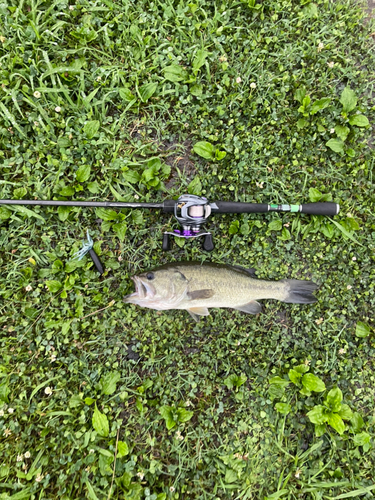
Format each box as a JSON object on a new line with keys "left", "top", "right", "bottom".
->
{"left": 187, "top": 306, "right": 210, "bottom": 322}
{"left": 234, "top": 300, "right": 262, "bottom": 315}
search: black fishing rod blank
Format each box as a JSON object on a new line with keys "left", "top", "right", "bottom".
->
{"left": 0, "top": 195, "right": 340, "bottom": 252}
{"left": 0, "top": 199, "right": 163, "bottom": 209}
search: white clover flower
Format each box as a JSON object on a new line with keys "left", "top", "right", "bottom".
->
{"left": 185, "top": 400, "right": 192, "bottom": 407}
{"left": 352, "top": 256, "right": 356, "bottom": 261}
{"left": 339, "top": 348, "right": 346, "bottom": 355}
{"left": 17, "top": 454, "right": 23, "bottom": 462}
{"left": 96, "top": 76, "right": 101, "bottom": 81}
{"left": 69, "top": 4, "right": 74, "bottom": 10}
{"left": 55, "top": 106, "right": 61, "bottom": 112}
{"left": 25, "top": 285, "right": 32, "bottom": 292}
{"left": 175, "top": 430, "right": 184, "bottom": 440}
{"left": 317, "top": 42, "right": 324, "bottom": 52}
{"left": 250, "top": 82, "right": 257, "bottom": 89}
{"left": 34, "top": 121, "right": 39, "bottom": 127}
{"left": 0, "top": 36, "right": 6, "bottom": 43}
{"left": 330, "top": 128, "right": 335, "bottom": 134}
{"left": 89, "top": 449, "right": 95, "bottom": 454}
{"left": 44, "top": 387, "right": 53, "bottom": 395}
{"left": 0, "top": 410, "right": 4, "bottom": 417}
{"left": 8, "top": 408, "right": 14, "bottom": 414}
{"left": 236, "top": 76, "right": 242, "bottom": 83}
{"left": 118, "top": 256, "right": 123, "bottom": 262}
{"left": 50, "top": 354, "right": 57, "bottom": 362}
{"left": 347, "top": 285, "right": 352, "bottom": 290}
{"left": 134, "top": 194, "right": 140, "bottom": 200}
{"left": 33, "top": 91, "right": 41, "bottom": 98}
{"left": 295, "top": 469, "right": 301, "bottom": 479}
{"left": 3, "top": 428, "right": 11, "bottom": 437}
{"left": 327, "top": 61, "right": 334, "bottom": 68}
{"left": 137, "top": 471, "right": 144, "bottom": 480}
{"left": 170, "top": 486, "right": 175, "bottom": 492}
{"left": 24, "top": 451, "right": 31, "bottom": 459}
{"left": 35, "top": 473, "right": 44, "bottom": 482}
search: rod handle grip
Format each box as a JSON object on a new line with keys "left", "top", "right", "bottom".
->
{"left": 300, "top": 203, "right": 339, "bottom": 216}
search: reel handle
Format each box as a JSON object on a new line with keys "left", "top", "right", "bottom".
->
{"left": 203, "top": 234, "right": 214, "bottom": 252}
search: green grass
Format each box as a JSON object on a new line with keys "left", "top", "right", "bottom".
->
{"left": 0, "top": 0, "right": 375, "bottom": 498}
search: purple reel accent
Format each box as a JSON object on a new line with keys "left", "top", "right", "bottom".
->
{"left": 174, "top": 229, "right": 197, "bottom": 237}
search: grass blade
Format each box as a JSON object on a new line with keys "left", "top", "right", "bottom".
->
{"left": 85, "top": 478, "right": 100, "bottom": 500}
{"left": 28, "top": 376, "right": 60, "bottom": 403}
{"left": 8, "top": 205, "right": 45, "bottom": 221}
{"left": 0, "top": 101, "right": 25, "bottom": 136}
{"left": 41, "top": 67, "right": 83, "bottom": 80}
{"left": 329, "top": 484, "right": 375, "bottom": 499}
{"left": 8, "top": 488, "right": 32, "bottom": 500}
{"left": 328, "top": 218, "right": 363, "bottom": 247}
{"left": 264, "top": 489, "right": 289, "bottom": 499}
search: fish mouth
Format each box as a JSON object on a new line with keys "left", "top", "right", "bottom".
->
{"left": 124, "top": 275, "right": 156, "bottom": 302}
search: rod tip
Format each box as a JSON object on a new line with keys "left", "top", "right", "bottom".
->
{"left": 336, "top": 203, "right": 340, "bottom": 215}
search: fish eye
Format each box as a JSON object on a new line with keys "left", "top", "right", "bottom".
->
{"left": 146, "top": 272, "right": 155, "bottom": 281}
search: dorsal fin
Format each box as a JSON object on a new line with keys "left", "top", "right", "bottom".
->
{"left": 230, "top": 265, "right": 257, "bottom": 277}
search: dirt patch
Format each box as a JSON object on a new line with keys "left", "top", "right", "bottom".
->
{"left": 365, "top": 0, "right": 375, "bottom": 19}
{"left": 163, "top": 139, "right": 196, "bottom": 189}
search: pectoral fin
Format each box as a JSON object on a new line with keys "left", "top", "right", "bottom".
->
{"left": 187, "top": 289, "right": 214, "bottom": 300}
{"left": 187, "top": 306, "right": 210, "bottom": 322}
{"left": 234, "top": 301, "right": 262, "bottom": 315}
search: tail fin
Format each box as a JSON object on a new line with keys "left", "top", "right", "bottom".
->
{"left": 282, "top": 279, "right": 319, "bottom": 304}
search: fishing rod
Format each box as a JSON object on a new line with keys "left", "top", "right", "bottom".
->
{"left": 1, "top": 194, "right": 339, "bottom": 252}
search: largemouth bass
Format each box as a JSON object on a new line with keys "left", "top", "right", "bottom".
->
{"left": 124, "top": 262, "right": 318, "bottom": 322}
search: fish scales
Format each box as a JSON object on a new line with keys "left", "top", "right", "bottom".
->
{"left": 124, "top": 262, "right": 318, "bottom": 322}
{"left": 173, "top": 264, "right": 286, "bottom": 309}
